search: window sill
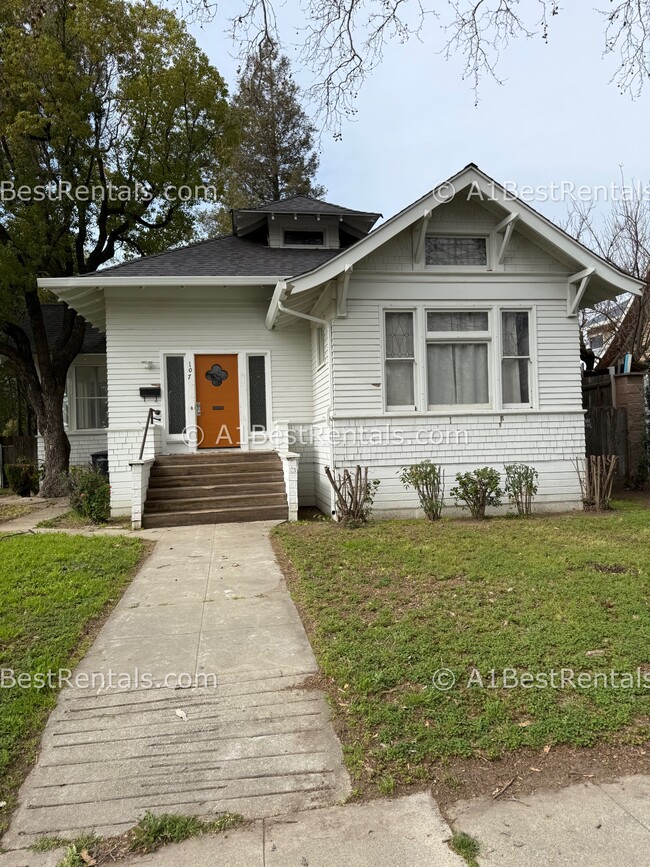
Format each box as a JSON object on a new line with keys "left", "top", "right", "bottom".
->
{"left": 67, "top": 428, "right": 109, "bottom": 435}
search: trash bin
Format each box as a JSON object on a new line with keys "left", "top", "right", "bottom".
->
{"left": 91, "top": 451, "right": 109, "bottom": 476}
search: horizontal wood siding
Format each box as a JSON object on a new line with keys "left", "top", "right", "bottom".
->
{"left": 330, "top": 413, "right": 585, "bottom": 515}
{"left": 104, "top": 285, "right": 313, "bottom": 512}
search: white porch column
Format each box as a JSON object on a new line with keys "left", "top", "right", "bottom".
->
{"left": 130, "top": 458, "right": 155, "bottom": 529}
{"left": 280, "top": 451, "right": 300, "bottom": 521}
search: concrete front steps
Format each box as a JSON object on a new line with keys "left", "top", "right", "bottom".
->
{"left": 142, "top": 451, "right": 288, "bottom": 528}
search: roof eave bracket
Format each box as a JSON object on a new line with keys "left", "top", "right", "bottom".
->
{"left": 336, "top": 265, "right": 353, "bottom": 317}
{"left": 493, "top": 212, "right": 520, "bottom": 268}
{"left": 412, "top": 211, "right": 431, "bottom": 266}
{"left": 567, "top": 267, "right": 596, "bottom": 317}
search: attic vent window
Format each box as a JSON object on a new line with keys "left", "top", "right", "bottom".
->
{"left": 284, "top": 229, "right": 324, "bottom": 246}
{"left": 426, "top": 236, "right": 487, "bottom": 266}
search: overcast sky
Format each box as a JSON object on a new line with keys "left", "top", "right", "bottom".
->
{"left": 187, "top": 4, "right": 648, "bottom": 225}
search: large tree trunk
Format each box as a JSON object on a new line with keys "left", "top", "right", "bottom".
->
{"left": 38, "top": 385, "right": 72, "bottom": 497}
{"left": 2, "top": 292, "right": 86, "bottom": 498}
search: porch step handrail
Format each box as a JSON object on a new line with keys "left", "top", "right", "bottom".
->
{"left": 139, "top": 408, "right": 161, "bottom": 461}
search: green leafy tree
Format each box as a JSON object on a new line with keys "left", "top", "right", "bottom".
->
{"left": 209, "top": 42, "right": 324, "bottom": 234}
{"left": 0, "top": 0, "right": 235, "bottom": 494}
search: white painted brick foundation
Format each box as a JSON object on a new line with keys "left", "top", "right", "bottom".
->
{"left": 37, "top": 431, "right": 108, "bottom": 468}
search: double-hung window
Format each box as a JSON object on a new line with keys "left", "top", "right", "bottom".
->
{"left": 75, "top": 365, "right": 108, "bottom": 430}
{"left": 384, "top": 311, "right": 415, "bottom": 410}
{"left": 426, "top": 311, "right": 490, "bottom": 407}
{"left": 501, "top": 311, "right": 531, "bottom": 405}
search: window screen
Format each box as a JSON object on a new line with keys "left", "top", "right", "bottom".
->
{"left": 425, "top": 237, "right": 487, "bottom": 266}
{"left": 165, "top": 356, "right": 186, "bottom": 435}
{"left": 248, "top": 355, "right": 267, "bottom": 430}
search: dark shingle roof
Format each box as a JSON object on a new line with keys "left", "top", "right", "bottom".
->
{"left": 22, "top": 304, "right": 106, "bottom": 354}
{"left": 252, "top": 195, "right": 380, "bottom": 217}
{"left": 92, "top": 235, "right": 341, "bottom": 279}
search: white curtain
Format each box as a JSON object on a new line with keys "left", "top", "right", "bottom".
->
{"left": 427, "top": 343, "right": 489, "bottom": 405}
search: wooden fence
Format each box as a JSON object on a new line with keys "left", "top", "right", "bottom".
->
{"left": 0, "top": 435, "right": 38, "bottom": 487}
{"left": 584, "top": 407, "right": 628, "bottom": 477}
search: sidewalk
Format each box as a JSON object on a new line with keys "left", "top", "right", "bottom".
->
{"left": 450, "top": 773, "right": 650, "bottom": 866}
{"left": 3, "top": 521, "right": 349, "bottom": 849}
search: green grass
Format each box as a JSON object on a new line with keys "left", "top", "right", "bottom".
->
{"left": 0, "top": 503, "right": 32, "bottom": 523}
{"left": 274, "top": 504, "right": 650, "bottom": 789}
{"left": 450, "top": 831, "right": 480, "bottom": 866}
{"left": 0, "top": 533, "right": 147, "bottom": 834}
{"left": 128, "top": 811, "right": 244, "bottom": 854}
{"left": 37, "top": 510, "right": 131, "bottom": 530}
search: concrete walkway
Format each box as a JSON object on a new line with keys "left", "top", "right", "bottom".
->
{"left": 4, "top": 522, "right": 350, "bottom": 849}
{"left": 450, "top": 774, "right": 650, "bottom": 866}
{"left": 0, "top": 497, "right": 68, "bottom": 532}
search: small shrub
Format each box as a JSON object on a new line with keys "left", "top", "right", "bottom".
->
{"left": 504, "top": 463, "right": 538, "bottom": 516}
{"left": 399, "top": 461, "right": 444, "bottom": 520}
{"left": 450, "top": 468, "right": 502, "bottom": 519}
{"left": 573, "top": 455, "right": 617, "bottom": 511}
{"left": 324, "top": 465, "right": 380, "bottom": 526}
{"left": 68, "top": 465, "right": 110, "bottom": 524}
{"left": 5, "top": 462, "right": 39, "bottom": 497}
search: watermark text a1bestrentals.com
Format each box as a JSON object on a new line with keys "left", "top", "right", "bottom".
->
{"left": 0, "top": 180, "right": 218, "bottom": 204}
{"left": 1, "top": 668, "right": 218, "bottom": 691}
{"left": 431, "top": 667, "right": 650, "bottom": 691}
{"left": 432, "top": 178, "right": 650, "bottom": 206}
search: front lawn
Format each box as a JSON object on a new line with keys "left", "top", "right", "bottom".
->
{"left": 0, "top": 533, "right": 148, "bottom": 835}
{"left": 274, "top": 504, "right": 650, "bottom": 796}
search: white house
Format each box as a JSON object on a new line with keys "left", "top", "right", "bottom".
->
{"left": 40, "top": 164, "right": 643, "bottom": 527}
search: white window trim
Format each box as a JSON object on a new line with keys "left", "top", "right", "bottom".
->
{"left": 425, "top": 309, "right": 493, "bottom": 412}
{"left": 66, "top": 355, "right": 108, "bottom": 434}
{"left": 423, "top": 232, "right": 492, "bottom": 271}
{"left": 498, "top": 306, "right": 537, "bottom": 410}
{"left": 314, "top": 324, "right": 327, "bottom": 370}
{"left": 383, "top": 308, "right": 418, "bottom": 412}
{"left": 381, "top": 304, "right": 538, "bottom": 415}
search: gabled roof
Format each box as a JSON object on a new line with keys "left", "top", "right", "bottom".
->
{"left": 80, "top": 235, "right": 340, "bottom": 279}
{"left": 266, "top": 164, "right": 644, "bottom": 328}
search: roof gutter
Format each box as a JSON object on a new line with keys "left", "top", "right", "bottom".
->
{"left": 38, "top": 275, "right": 282, "bottom": 290}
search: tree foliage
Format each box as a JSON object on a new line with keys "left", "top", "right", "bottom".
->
{"left": 208, "top": 43, "right": 324, "bottom": 233}
{"left": 0, "top": 0, "right": 235, "bottom": 493}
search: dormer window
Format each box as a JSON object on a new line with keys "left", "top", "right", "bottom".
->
{"left": 283, "top": 229, "right": 324, "bottom": 246}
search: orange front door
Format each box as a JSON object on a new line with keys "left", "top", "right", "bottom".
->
{"left": 195, "top": 354, "right": 240, "bottom": 449}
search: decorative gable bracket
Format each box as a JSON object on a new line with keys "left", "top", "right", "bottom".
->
{"left": 492, "top": 212, "right": 520, "bottom": 268}
{"left": 567, "top": 267, "right": 596, "bottom": 317}
{"left": 336, "top": 264, "right": 354, "bottom": 317}
{"left": 412, "top": 211, "right": 431, "bottom": 266}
